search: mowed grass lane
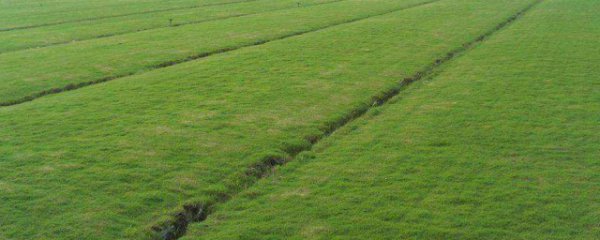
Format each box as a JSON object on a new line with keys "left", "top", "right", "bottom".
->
{"left": 0, "top": 0, "right": 537, "bottom": 239}
{"left": 186, "top": 0, "right": 600, "bottom": 239}
{"left": 0, "top": 0, "right": 338, "bottom": 54}
{"left": 0, "top": 0, "right": 244, "bottom": 31}
{"left": 0, "top": 0, "right": 430, "bottom": 106}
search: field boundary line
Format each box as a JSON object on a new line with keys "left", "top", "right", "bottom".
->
{"left": 149, "top": 0, "right": 543, "bottom": 239}
{"left": 0, "top": 0, "right": 346, "bottom": 55}
{"left": 0, "top": 0, "right": 439, "bottom": 107}
{"left": 0, "top": 0, "right": 261, "bottom": 32}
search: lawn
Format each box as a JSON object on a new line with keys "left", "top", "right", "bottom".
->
{"left": 0, "top": 0, "right": 540, "bottom": 239}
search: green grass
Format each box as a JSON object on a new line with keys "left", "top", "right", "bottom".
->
{"left": 0, "top": 0, "right": 429, "bottom": 106}
{"left": 182, "top": 0, "right": 600, "bottom": 239}
{"left": 0, "top": 0, "right": 337, "bottom": 53}
{"left": 0, "top": 0, "right": 242, "bottom": 30}
{"left": 0, "top": 0, "right": 538, "bottom": 239}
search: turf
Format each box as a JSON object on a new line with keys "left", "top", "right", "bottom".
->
{"left": 0, "top": 0, "right": 537, "bottom": 239}
{"left": 182, "top": 0, "right": 600, "bottom": 239}
{"left": 0, "top": 0, "right": 338, "bottom": 54}
{"left": 0, "top": 0, "right": 243, "bottom": 30}
{"left": 0, "top": 0, "right": 430, "bottom": 106}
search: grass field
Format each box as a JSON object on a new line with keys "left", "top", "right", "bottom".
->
{"left": 183, "top": 0, "right": 599, "bottom": 239}
{"left": 0, "top": 0, "right": 340, "bottom": 53}
{"left": 0, "top": 0, "right": 242, "bottom": 30}
{"left": 0, "top": 0, "right": 597, "bottom": 239}
{"left": 0, "top": 0, "right": 430, "bottom": 106}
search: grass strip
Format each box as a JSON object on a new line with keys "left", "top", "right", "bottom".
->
{"left": 0, "top": 0, "right": 341, "bottom": 54}
{"left": 186, "top": 0, "right": 599, "bottom": 239}
{"left": 0, "top": 0, "right": 433, "bottom": 106}
{"left": 0, "top": 0, "right": 537, "bottom": 239}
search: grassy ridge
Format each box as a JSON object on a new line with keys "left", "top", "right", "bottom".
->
{"left": 0, "top": 0, "right": 243, "bottom": 30}
{"left": 0, "top": 0, "right": 337, "bottom": 53}
{"left": 0, "top": 0, "right": 429, "bottom": 106}
{"left": 185, "top": 0, "right": 600, "bottom": 239}
{"left": 0, "top": 0, "right": 535, "bottom": 239}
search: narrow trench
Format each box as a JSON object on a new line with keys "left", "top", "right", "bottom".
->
{"left": 0, "top": 0, "right": 347, "bottom": 55}
{"left": 151, "top": 0, "right": 543, "bottom": 239}
{"left": 0, "top": 0, "right": 439, "bottom": 107}
{"left": 0, "top": 0, "right": 261, "bottom": 32}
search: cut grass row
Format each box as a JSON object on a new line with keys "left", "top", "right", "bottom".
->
{"left": 0, "top": 0, "right": 247, "bottom": 31}
{"left": 0, "top": 0, "right": 432, "bottom": 106}
{"left": 185, "top": 0, "right": 600, "bottom": 239}
{"left": 0, "top": 0, "right": 537, "bottom": 239}
{"left": 0, "top": 0, "right": 339, "bottom": 54}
